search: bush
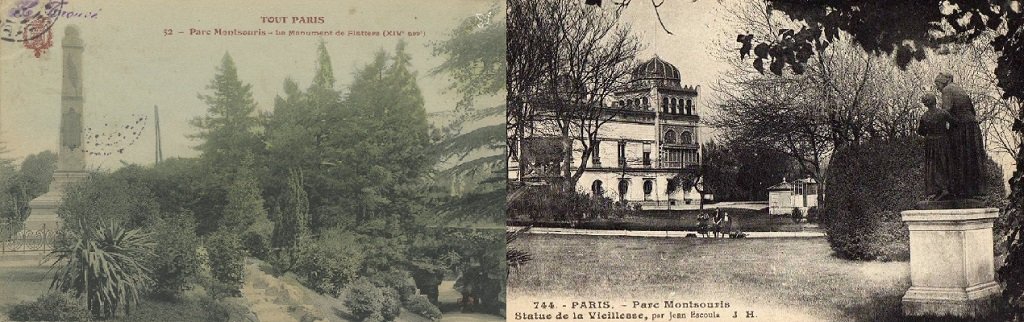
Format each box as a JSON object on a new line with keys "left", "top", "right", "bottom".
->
{"left": 507, "top": 185, "right": 635, "bottom": 222}
{"left": 821, "top": 139, "right": 922, "bottom": 261}
{"left": 204, "top": 231, "right": 245, "bottom": 297}
{"left": 241, "top": 217, "right": 273, "bottom": 260}
{"left": 790, "top": 207, "right": 803, "bottom": 224}
{"left": 406, "top": 295, "right": 441, "bottom": 321}
{"left": 806, "top": 206, "right": 819, "bottom": 223}
{"left": 369, "top": 269, "right": 417, "bottom": 304}
{"left": 8, "top": 292, "right": 91, "bottom": 321}
{"left": 379, "top": 288, "right": 401, "bottom": 322}
{"left": 148, "top": 215, "right": 201, "bottom": 300}
{"left": 293, "top": 229, "right": 364, "bottom": 297}
{"left": 345, "top": 278, "right": 385, "bottom": 322}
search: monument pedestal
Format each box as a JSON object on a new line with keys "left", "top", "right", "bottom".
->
{"left": 24, "top": 171, "right": 88, "bottom": 231}
{"left": 901, "top": 208, "right": 1000, "bottom": 318}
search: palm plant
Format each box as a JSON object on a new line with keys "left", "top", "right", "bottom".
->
{"left": 49, "top": 223, "right": 154, "bottom": 318}
{"left": 506, "top": 226, "right": 532, "bottom": 276}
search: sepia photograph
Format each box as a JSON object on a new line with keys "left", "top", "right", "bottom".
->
{"left": 505, "top": 0, "right": 1023, "bottom": 321}
{"left": 0, "top": 0, "right": 506, "bottom": 321}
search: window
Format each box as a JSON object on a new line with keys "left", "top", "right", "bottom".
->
{"left": 681, "top": 131, "right": 693, "bottom": 144}
{"left": 591, "top": 139, "right": 601, "bottom": 166}
{"left": 642, "top": 97, "right": 649, "bottom": 107}
{"left": 662, "top": 97, "right": 669, "bottom": 113}
{"left": 643, "top": 180, "right": 654, "bottom": 200}
{"left": 618, "top": 179, "right": 629, "bottom": 200}
{"left": 592, "top": 180, "right": 604, "bottom": 196}
{"left": 671, "top": 98, "right": 678, "bottom": 114}
{"left": 642, "top": 143, "right": 652, "bottom": 167}
{"left": 664, "top": 130, "right": 677, "bottom": 144}
{"left": 618, "top": 141, "right": 626, "bottom": 166}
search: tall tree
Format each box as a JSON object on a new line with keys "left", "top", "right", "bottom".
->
{"left": 271, "top": 168, "right": 309, "bottom": 272}
{"left": 191, "top": 53, "right": 263, "bottom": 174}
{"left": 220, "top": 155, "right": 267, "bottom": 234}
{"left": 329, "top": 42, "right": 432, "bottom": 226}
{"left": 508, "top": 0, "right": 643, "bottom": 190}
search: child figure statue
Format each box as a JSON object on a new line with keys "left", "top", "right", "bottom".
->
{"left": 916, "top": 94, "right": 954, "bottom": 201}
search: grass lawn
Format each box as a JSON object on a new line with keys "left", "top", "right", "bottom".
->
{"left": 507, "top": 234, "right": 958, "bottom": 322}
{"left": 0, "top": 265, "right": 52, "bottom": 311}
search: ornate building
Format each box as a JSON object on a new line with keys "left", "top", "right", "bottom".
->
{"left": 509, "top": 56, "right": 705, "bottom": 209}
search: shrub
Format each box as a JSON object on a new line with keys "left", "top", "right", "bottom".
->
{"left": 507, "top": 185, "right": 635, "bottom": 222}
{"left": 407, "top": 295, "right": 442, "bottom": 321}
{"left": 241, "top": 217, "right": 273, "bottom": 260}
{"left": 369, "top": 269, "right": 417, "bottom": 304}
{"left": 204, "top": 231, "right": 245, "bottom": 297}
{"left": 8, "top": 292, "right": 91, "bottom": 321}
{"left": 345, "top": 278, "right": 385, "bottom": 322}
{"left": 405, "top": 295, "right": 441, "bottom": 321}
{"left": 379, "top": 287, "right": 401, "bottom": 322}
{"left": 821, "top": 139, "right": 922, "bottom": 261}
{"left": 790, "top": 207, "right": 803, "bottom": 224}
{"left": 293, "top": 229, "right": 364, "bottom": 297}
{"left": 806, "top": 206, "right": 819, "bottom": 223}
{"left": 51, "top": 223, "right": 154, "bottom": 318}
{"left": 148, "top": 215, "right": 201, "bottom": 300}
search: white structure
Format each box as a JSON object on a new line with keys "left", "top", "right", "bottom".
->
{"left": 509, "top": 57, "right": 705, "bottom": 209}
{"left": 767, "top": 177, "right": 818, "bottom": 215}
{"left": 901, "top": 208, "right": 1000, "bottom": 318}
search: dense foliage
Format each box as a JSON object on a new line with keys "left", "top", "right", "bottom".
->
{"left": 203, "top": 231, "right": 245, "bottom": 297}
{"left": 821, "top": 139, "right": 923, "bottom": 261}
{"left": 405, "top": 295, "right": 442, "bottom": 321}
{"left": 148, "top": 215, "right": 201, "bottom": 300}
{"left": 292, "top": 228, "right": 364, "bottom": 297}
{"left": 8, "top": 292, "right": 91, "bottom": 321}
{"left": 507, "top": 185, "right": 632, "bottom": 222}
{"left": 345, "top": 278, "right": 387, "bottom": 322}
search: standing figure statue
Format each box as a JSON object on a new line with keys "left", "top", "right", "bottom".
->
{"left": 934, "top": 73, "right": 986, "bottom": 200}
{"left": 916, "top": 94, "right": 953, "bottom": 200}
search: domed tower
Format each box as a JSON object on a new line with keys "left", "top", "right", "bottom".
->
{"left": 612, "top": 56, "right": 700, "bottom": 170}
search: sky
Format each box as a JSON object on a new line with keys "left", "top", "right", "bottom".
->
{"left": 610, "top": 0, "right": 1017, "bottom": 179}
{"left": 0, "top": 0, "right": 500, "bottom": 169}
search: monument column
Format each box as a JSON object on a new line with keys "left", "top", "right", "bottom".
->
{"left": 24, "top": 26, "right": 89, "bottom": 231}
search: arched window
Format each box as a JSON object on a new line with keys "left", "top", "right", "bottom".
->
{"left": 662, "top": 97, "right": 669, "bottom": 113}
{"left": 687, "top": 99, "right": 694, "bottom": 114}
{"left": 618, "top": 179, "right": 630, "bottom": 200}
{"left": 642, "top": 97, "right": 649, "bottom": 107}
{"left": 643, "top": 180, "right": 654, "bottom": 200}
{"left": 671, "top": 98, "right": 678, "bottom": 114}
{"left": 592, "top": 180, "right": 604, "bottom": 196}
{"left": 664, "top": 130, "right": 677, "bottom": 144}
{"left": 681, "top": 131, "right": 693, "bottom": 144}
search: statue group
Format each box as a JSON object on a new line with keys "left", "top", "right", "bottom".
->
{"left": 917, "top": 73, "right": 987, "bottom": 207}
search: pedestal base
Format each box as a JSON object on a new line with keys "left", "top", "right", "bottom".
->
{"left": 900, "top": 208, "right": 1001, "bottom": 319}
{"left": 24, "top": 170, "right": 88, "bottom": 231}
{"left": 902, "top": 281, "right": 1000, "bottom": 318}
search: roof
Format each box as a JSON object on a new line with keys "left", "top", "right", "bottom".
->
{"left": 768, "top": 178, "right": 793, "bottom": 191}
{"left": 632, "top": 56, "right": 681, "bottom": 83}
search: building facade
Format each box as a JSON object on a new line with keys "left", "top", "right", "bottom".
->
{"left": 509, "top": 57, "right": 705, "bottom": 209}
{"left": 767, "top": 177, "right": 819, "bottom": 215}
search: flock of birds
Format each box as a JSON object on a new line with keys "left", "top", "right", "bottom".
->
{"left": 78, "top": 114, "right": 148, "bottom": 156}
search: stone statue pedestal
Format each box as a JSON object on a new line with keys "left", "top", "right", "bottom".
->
{"left": 24, "top": 171, "right": 88, "bottom": 230}
{"left": 901, "top": 207, "right": 1000, "bottom": 318}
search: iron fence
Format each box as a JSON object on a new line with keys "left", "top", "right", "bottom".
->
{"left": 0, "top": 221, "right": 57, "bottom": 253}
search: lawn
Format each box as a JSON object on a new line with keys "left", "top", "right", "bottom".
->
{"left": 507, "top": 234, "right": 944, "bottom": 322}
{"left": 0, "top": 265, "right": 52, "bottom": 311}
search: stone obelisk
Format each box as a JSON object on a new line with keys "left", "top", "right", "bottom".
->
{"left": 24, "top": 26, "right": 88, "bottom": 231}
